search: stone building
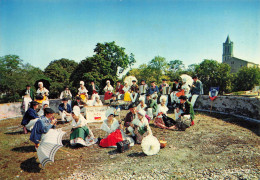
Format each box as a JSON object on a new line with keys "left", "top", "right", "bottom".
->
{"left": 222, "top": 35, "right": 259, "bottom": 73}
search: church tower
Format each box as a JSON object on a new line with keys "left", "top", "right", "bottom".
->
{"left": 222, "top": 35, "right": 233, "bottom": 62}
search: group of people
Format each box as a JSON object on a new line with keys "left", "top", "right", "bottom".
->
{"left": 20, "top": 75, "right": 202, "bottom": 150}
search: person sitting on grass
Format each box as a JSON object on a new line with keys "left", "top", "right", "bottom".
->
{"left": 30, "top": 108, "right": 57, "bottom": 149}
{"left": 38, "top": 101, "right": 49, "bottom": 117}
{"left": 21, "top": 101, "right": 39, "bottom": 134}
{"left": 128, "top": 109, "right": 152, "bottom": 144}
{"left": 58, "top": 98, "right": 72, "bottom": 123}
{"left": 70, "top": 106, "right": 97, "bottom": 147}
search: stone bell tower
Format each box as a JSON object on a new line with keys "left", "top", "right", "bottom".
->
{"left": 222, "top": 35, "right": 233, "bottom": 62}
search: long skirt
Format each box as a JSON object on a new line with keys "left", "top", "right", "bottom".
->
{"left": 104, "top": 91, "right": 113, "bottom": 100}
{"left": 70, "top": 126, "right": 89, "bottom": 146}
{"left": 99, "top": 129, "right": 123, "bottom": 148}
{"left": 124, "top": 92, "right": 131, "bottom": 102}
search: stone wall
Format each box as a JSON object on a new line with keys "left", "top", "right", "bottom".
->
{"left": 194, "top": 95, "right": 260, "bottom": 121}
{"left": 0, "top": 102, "right": 22, "bottom": 120}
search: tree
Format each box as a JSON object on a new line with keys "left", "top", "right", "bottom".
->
{"left": 0, "top": 55, "right": 47, "bottom": 102}
{"left": 44, "top": 58, "right": 78, "bottom": 98}
{"left": 195, "top": 59, "right": 232, "bottom": 94}
{"left": 148, "top": 56, "right": 168, "bottom": 83}
{"left": 168, "top": 60, "right": 185, "bottom": 73}
{"left": 71, "top": 42, "right": 136, "bottom": 93}
{"left": 233, "top": 66, "right": 260, "bottom": 91}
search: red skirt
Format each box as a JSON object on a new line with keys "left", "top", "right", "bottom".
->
{"left": 104, "top": 91, "right": 113, "bottom": 100}
{"left": 99, "top": 129, "right": 123, "bottom": 147}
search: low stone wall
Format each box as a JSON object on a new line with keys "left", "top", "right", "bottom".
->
{"left": 1, "top": 95, "right": 259, "bottom": 122}
{"left": 194, "top": 95, "right": 260, "bottom": 121}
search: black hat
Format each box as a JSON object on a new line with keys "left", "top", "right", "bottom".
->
{"left": 151, "top": 81, "right": 155, "bottom": 83}
{"left": 76, "top": 96, "right": 81, "bottom": 100}
{"left": 132, "top": 80, "right": 137, "bottom": 82}
{"left": 141, "top": 79, "right": 145, "bottom": 82}
{"left": 192, "top": 75, "right": 198, "bottom": 79}
{"left": 128, "top": 103, "right": 137, "bottom": 109}
{"left": 30, "top": 101, "right": 39, "bottom": 106}
{"left": 174, "top": 79, "right": 179, "bottom": 82}
{"left": 62, "top": 98, "right": 68, "bottom": 101}
{"left": 26, "top": 84, "right": 31, "bottom": 87}
{"left": 117, "top": 80, "right": 121, "bottom": 83}
{"left": 179, "top": 95, "right": 187, "bottom": 100}
{"left": 146, "top": 94, "right": 151, "bottom": 97}
{"left": 44, "top": 108, "right": 55, "bottom": 114}
{"left": 162, "top": 79, "right": 167, "bottom": 81}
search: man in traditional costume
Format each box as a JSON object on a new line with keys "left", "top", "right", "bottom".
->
{"left": 88, "top": 80, "right": 99, "bottom": 98}
{"left": 159, "top": 79, "right": 170, "bottom": 106}
{"left": 124, "top": 103, "right": 137, "bottom": 132}
{"left": 130, "top": 80, "right": 139, "bottom": 104}
{"left": 170, "top": 79, "right": 182, "bottom": 107}
{"left": 22, "top": 85, "right": 34, "bottom": 112}
{"left": 60, "top": 86, "right": 72, "bottom": 106}
{"left": 30, "top": 108, "right": 57, "bottom": 149}
{"left": 190, "top": 75, "right": 203, "bottom": 107}
{"left": 78, "top": 81, "right": 88, "bottom": 103}
{"left": 58, "top": 98, "right": 72, "bottom": 123}
{"left": 139, "top": 80, "right": 148, "bottom": 103}
{"left": 21, "top": 101, "right": 39, "bottom": 134}
{"left": 148, "top": 81, "right": 159, "bottom": 95}
{"left": 115, "top": 81, "right": 124, "bottom": 100}
{"left": 174, "top": 95, "right": 195, "bottom": 130}
{"left": 145, "top": 94, "right": 158, "bottom": 118}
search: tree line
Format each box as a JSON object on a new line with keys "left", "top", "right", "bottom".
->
{"left": 0, "top": 41, "right": 259, "bottom": 103}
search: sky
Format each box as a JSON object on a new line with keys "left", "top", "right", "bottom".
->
{"left": 0, "top": 0, "right": 260, "bottom": 71}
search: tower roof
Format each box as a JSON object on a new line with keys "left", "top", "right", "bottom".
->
{"left": 225, "top": 35, "right": 231, "bottom": 43}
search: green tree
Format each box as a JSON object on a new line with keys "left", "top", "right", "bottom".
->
{"left": 195, "top": 59, "right": 232, "bottom": 94}
{"left": 70, "top": 42, "right": 136, "bottom": 94}
{"left": 44, "top": 58, "right": 78, "bottom": 98}
{"left": 233, "top": 66, "right": 260, "bottom": 91}
{"left": 148, "top": 56, "right": 168, "bottom": 83}
{"left": 0, "top": 55, "right": 47, "bottom": 102}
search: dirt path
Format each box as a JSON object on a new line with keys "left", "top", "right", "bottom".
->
{"left": 0, "top": 111, "right": 259, "bottom": 179}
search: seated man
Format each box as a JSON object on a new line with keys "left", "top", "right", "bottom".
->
{"left": 21, "top": 101, "right": 39, "bottom": 134}
{"left": 174, "top": 95, "right": 195, "bottom": 130}
{"left": 124, "top": 103, "right": 137, "bottom": 133}
{"left": 38, "top": 101, "right": 49, "bottom": 117}
{"left": 58, "top": 98, "right": 72, "bottom": 123}
{"left": 145, "top": 94, "right": 158, "bottom": 119}
{"left": 30, "top": 108, "right": 57, "bottom": 149}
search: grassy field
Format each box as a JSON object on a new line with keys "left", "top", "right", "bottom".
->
{"left": 0, "top": 111, "right": 259, "bottom": 179}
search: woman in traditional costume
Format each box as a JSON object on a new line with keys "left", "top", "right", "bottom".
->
{"left": 181, "top": 78, "right": 191, "bottom": 98}
{"left": 129, "top": 110, "right": 152, "bottom": 144}
{"left": 70, "top": 106, "right": 97, "bottom": 146}
{"left": 137, "top": 96, "right": 147, "bottom": 111}
{"left": 103, "top": 80, "right": 114, "bottom": 103}
{"left": 123, "top": 82, "right": 131, "bottom": 102}
{"left": 78, "top": 81, "right": 88, "bottom": 103}
{"left": 99, "top": 108, "right": 124, "bottom": 147}
{"left": 36, "top": 82, "right": 49, "bottom": 104}
{"left": 93, "top": 95, "right": 103, "bottom": 106}
{"left": 154, "top": 96, "right": 176, "bottom": 129}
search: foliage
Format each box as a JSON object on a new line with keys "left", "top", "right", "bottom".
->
{"left": 232, "top": 66, "right": 260, "bottom": 91}
{"left": 44, "top": 58, "right": 78, "bottom": 98}
{"left": 194, "top": 59, "right": 232, "bottom": 94}
{"left": 0, "top": 55, "right": 47, "bottom": 102}
{"left": 71, "top": 42, "right": 136, "bottom": 93}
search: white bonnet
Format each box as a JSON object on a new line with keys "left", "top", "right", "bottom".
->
{"left": 160, "top": 96, "right": 167, "bottom": 103}
{"left": 38, "top": 82, "right": 43, "bottom": 86}
{"left": 137, "top": 109, "right": 146, "bottom": 117}
{"left": 106, "top": 80, "right": 110, "bottom": 84}
{"left": 72, "top": 106, "right": 81, "bottom": 117}
{"left": 105, "top": 108, "right": 115, "bottom": 118}
{"left": 80, "top": 81, "right": 84, "bottom": 85}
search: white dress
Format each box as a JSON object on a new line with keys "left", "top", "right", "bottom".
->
{"left": 104, "top": 85, "right": 114, "bottom": 92}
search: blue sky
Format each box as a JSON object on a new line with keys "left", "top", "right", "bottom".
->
{"left": 0, "top": 0, "right": 259, "bottom": 71}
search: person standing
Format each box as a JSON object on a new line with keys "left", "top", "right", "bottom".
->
{"left": 78, "top": 81, "right": 88, "bottom": 103}
{"left": 103, "top": 80, "right": 114, "bottom": 103}
{"left": 139, "top": 80, "right": 148, "bottom": 103}
{"left": 190, "top": 75, "right": 203, "bottom": 107}
{"left": 159, "top": 79, "right": 170, "bottom": 106}
{"left": 88, "top": 80, "right": 99, "bottom": 98}
{"left": 22, "top": 85, "right": 34, "bottom": 112}
{"left": 148, "top": 81, "right": 159, "bottom": 96}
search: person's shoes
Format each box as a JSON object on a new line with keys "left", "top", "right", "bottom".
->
{"left": 97, "top": 137, "right": 102, "bottom": 145}
{"left": 23, "top": 126, "right": 28, "bottom": 134}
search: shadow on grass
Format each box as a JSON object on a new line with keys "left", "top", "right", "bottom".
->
{"left": 4, "top": 131, "right": 24, "bottom": 135}
{"left": 12, "top": 146, "right": 35, "bottom": 153}
{"left": 108, "top": 149, "right": 119, "bottom": 155}
{"left": 127, "top": 152, "right": 146, "bottom": 157}
{"left": 20, "top": 157, "right": 41, "bottom": 173}
{"left": 62, "top": 140, "right": 70, "bottom": 147}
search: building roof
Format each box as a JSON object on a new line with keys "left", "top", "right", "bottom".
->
{"left": 230, "top": 57, "right": 259, "bottom": 65}
{"left": 225, "top": 35, "right": 231, "bottom": 43}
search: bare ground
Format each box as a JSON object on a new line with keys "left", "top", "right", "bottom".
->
{"left": 0, "top": 111, "right": 259, "bottom": 180}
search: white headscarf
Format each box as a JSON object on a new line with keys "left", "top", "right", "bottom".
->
{"left": 160, "top": 96, "right": 167, "bottom": 103}
{"left": 80, "top": 81, "right": 84, "bottom": 86}
{"left": 38, "top": 82, "right": 43, "bottom": 86}
{"left": 139, "top": 96, "right": 145, "bottom": 102}
{"left": 137, "top": 109, "right": 146, "bottom": 117}
{"left": 72, "top": 106, "right": 81, "bottom": 117}
{"left": 105, "top": 108, "right": 115, "bottom": 118}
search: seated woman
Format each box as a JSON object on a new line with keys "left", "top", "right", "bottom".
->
{"left": 154, "top": 96, "right": 177, "bottom": 129}
{"left": 137, "top": 96, "right": 147, "bottom": 111}
{"left": 92, "top": 94, "right": 103, "bottom": 106}
{"left": 104, "top": 80, "right": 114, "bottom": 104}
{"left": 128, "top": 110, "right": 152, "bottom": 144}
{"left": 99, "top": 108, "right": 124, "bottom": 147}
{"left": 36, "top": 82, "right": 49, "bottom": 105}
{"left": 70, "top": 106, "right": 97, "bottom": 146}
{"left": 123, "top": 82, "right": 131, "bottom": 102}
{"left": 21, "top": 101, "right": 39, "bottom": 134}
{"left": 78, "top": 81, "right": 88, "bottom": 103}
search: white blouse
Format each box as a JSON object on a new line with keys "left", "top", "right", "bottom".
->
{"left": 71, "top": 114, "right": 87, "bottom": 128}
{"left": 100, "top": 118, "right": 119, "bottom": 135}
{"left": 93, "top": 100, "right": 103, "bottom": 106}
{"left": 132, "top": 116, "right": 152, "bottom": 135}
{"left": 137, "top": 104, "right": 147, "bottom": 111}
{"left": 156, "top": 104, "right": 169, "bottom": 117}
{"left": 78, "top": 87, "right": 88, "bottom": 94}
{"left": 104, "top": 85, "right": 114, "bottom": 92}
{"left": 37, "top": 87, "right": 49, "bottom": 96}
{"left": 182, "top": 83, "right": 190, "bottom": 96}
